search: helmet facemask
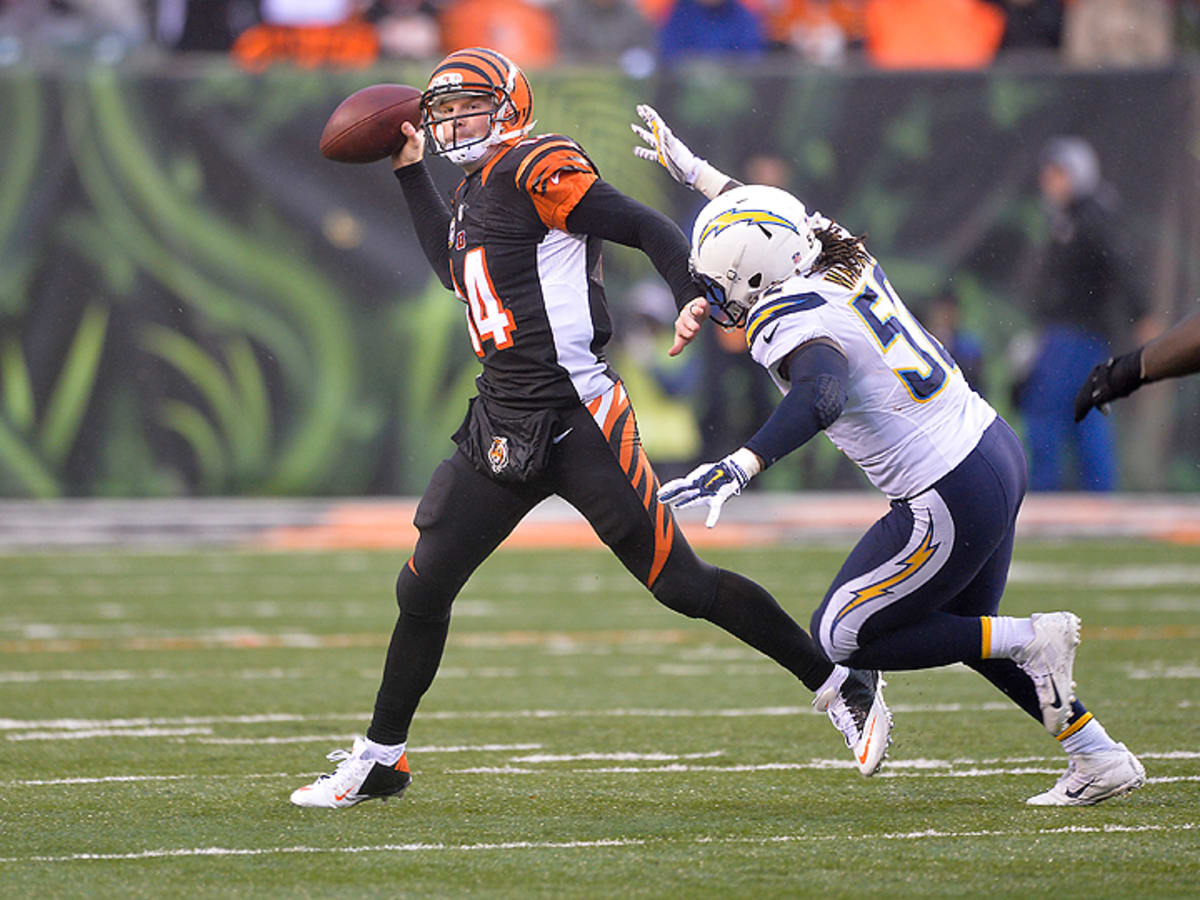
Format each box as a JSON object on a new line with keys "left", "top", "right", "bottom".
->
{"left": 421, "top": 48, "right": 535, "bottom": 167}
{"left": 421, "top": 88, "right": 510, "bottom": 165}
{"left": 690, "top": 246, "right": 752, "bottom": 329}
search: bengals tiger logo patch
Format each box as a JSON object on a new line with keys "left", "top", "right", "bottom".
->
{"left": 488, "top": 436, "right": 509, "bottom": 473}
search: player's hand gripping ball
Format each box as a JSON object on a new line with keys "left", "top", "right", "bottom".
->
{"left": 319, "top": 84, "right": 422, "bottom": 163}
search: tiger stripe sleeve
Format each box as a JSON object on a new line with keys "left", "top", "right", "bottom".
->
{"left": 515, "top": 138, "right": 598, "bottom": 232}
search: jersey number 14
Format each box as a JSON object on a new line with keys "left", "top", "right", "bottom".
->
{"left": 460, "top": 247, "right": 517, "bottom": 356}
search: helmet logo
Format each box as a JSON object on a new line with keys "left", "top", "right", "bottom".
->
{"left": 488, "top": 436, "right": 509, "bottom": 473}
{"left": 697, "top": 208, "right": 800, "bottom": 251}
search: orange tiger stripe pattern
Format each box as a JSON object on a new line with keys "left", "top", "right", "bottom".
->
{"left": 587, "top": 382, "right": 675, "bottom": 587}
{"left": 515, "top": 136, "right": 598, "bottom": 230}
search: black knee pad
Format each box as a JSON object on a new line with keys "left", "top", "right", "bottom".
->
{"left": 395, "top": 564, "right": 455, "bottom": 623}
{"left": 649, "top": 554, "right": 719, "bottom": 619}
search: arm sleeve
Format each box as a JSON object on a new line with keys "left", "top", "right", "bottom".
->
{"left": 743, "top": 341, "right": 849, "bottom": 468}
{"left": 393, "top": 162, "right": 453, "bottom": 290}
{"left": 565, "top": 179, "right": 698, "bottom": 309}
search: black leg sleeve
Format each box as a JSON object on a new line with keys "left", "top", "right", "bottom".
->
{"left": 704, "top": 569, "right": 835, "bottom": 692}
{"left": 366, "top": 565, "right": 453, "bottom": 746}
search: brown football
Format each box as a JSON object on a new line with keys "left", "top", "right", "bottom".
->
{"left": 319, "top": 83, "right": 422, "bottom": 164}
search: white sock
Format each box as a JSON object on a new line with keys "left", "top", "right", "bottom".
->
{"left": 1059, "top": 716, "right": 1118, "bottom": 755}
{"left": 363, "top": 738, "right": 406, "bottom": 765}
{"left": 816, "top": 664, "right": 848, "bottom": 698}
{"left": 982, "top": 616, "right": 1035, "bottom": 659}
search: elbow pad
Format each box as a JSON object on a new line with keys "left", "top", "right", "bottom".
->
{"left": 812, "top": 373, "right": 847, "bottom": 429}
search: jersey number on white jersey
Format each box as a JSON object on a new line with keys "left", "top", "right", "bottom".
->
{"left": 851, "top": 263, "right": 958, "bottom": 401}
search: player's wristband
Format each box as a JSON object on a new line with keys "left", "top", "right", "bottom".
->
{"left": 728, "top": 447, "right": 763, "bottom": 480}
{"left": 693, "top": 162, "right": 733, "bottom": 200}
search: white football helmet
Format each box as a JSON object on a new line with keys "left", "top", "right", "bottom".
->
{"left": 689, "top": 185, "right": 821, "bottom": 328}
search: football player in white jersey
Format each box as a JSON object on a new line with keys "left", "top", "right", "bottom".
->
{"left": 633, "top": 106, "right": 1146, "bottom": 806}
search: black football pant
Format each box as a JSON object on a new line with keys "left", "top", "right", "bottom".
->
{"left": 367, "top": 387, "right": 833, "bottom": 745}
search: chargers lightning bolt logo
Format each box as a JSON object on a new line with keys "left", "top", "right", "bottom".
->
{"left": 696, "top": 208, "right": 801, "bottom": 250}
{"left": 834, "top": 515, "right": 939, "bottom": 625}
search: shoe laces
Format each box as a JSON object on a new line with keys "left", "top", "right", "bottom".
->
{"left": 313, "top": 744, "right": 367, "bottom": 789}
{"left": 828, "top": 698, "right": 863, "bottom": 747}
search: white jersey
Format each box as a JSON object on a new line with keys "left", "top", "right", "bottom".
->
{"left": 744, "top": 238, "right": 995, "bottom": 499}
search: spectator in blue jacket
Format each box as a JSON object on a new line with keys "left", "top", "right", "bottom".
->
{"left": 659, "top": 0, "right": 766, "bottom": 62}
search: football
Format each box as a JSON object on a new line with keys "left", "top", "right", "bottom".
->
{"left": 319, "top": 83, "right": 422, "bottom": 164}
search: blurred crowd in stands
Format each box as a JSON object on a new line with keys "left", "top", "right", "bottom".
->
{"left": 0, "top": 0, "right": 1197, "bottom": 71}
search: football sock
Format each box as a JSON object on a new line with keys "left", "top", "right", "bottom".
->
{"left": 981, "top": 615, "right": 1036, "bottom": 659}
{"left": 1058, "top": 710, "right": 1118, "bottom": 755}
{"left": 815, "top": 665, "right": 849, "bottom": 700}
{"left": 363, "top": 737, "right": 406, "bottom": 766}
{"left": 706, "top": 568, "right": 835, "bottom": 691}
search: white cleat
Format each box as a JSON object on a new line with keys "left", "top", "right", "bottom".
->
{"left": 1014, "top": 611, "right": 1080, "bottom": 735}
{"left": 814, "top": 667, "right": 892, "bottom": 777}
{"left": 1026, "top": 743, "right": 1146, "bottom": 806}
{"left": 290, "top": 737, "right": 411, "bottom": 809}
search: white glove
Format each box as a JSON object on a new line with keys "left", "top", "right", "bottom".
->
{"left": 657, "top": 448, "right": 761, "bottom": 528}
{"left": 631, "top": 104, "right": 703, "bottom": 187}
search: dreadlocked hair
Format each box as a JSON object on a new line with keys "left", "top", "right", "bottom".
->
{"left": 810, "top": 224, "right": 870, "bottom": 286}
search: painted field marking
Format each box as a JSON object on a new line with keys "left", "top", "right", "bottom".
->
{"left": 0, "top": 704, "right": 1023, "bottom": 739}
{"left": 0, "top": 668, "right": 306, "bottom": 683}
{"left": 7, "top": 751, "right": 1195, "bottom": 788}
{"left": 4, "top": 624, "right": 1198, "bottom": 655}
{"left": 7, "top": 727, "right": 212, "bottom": 741}
{"left": 8, "top": 703, "right": 1199, "bottom": 739}
{"left": 1, "top": 823, "right": 1194, "bottom": 865}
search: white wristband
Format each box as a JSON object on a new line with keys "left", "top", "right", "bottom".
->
{"left": 730, "top": 447, "right": 763, "bottom": 480}
{"left": 693, "top": 161, "right": 732, "bottom": 200}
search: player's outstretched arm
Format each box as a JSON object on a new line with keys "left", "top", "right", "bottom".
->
{"left": 659, "top": 341, "right": 848, "bottom": 527}
{"left": 658, "top": 448, "right": 762, "bottom": 528}
{"left": 1143, "top": 307, "right": 1200, "bottom": 382}
{"left": 1073, "top": 306, "right": 1200, "bottom": 421}
{"left": 631, "top": 105, "right": 738, "bottom": 200}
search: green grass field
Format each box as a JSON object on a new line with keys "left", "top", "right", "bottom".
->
{"left": 1, "top": 540, "right": 1197, "bottom": 898}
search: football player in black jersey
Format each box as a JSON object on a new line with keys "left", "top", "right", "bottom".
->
{"left": 290, "top": 48, "right": 891, "bottom": 809}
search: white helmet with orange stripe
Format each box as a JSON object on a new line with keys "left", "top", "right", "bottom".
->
{"left": 421, "top": 47, "right": 535, "bottom": 166}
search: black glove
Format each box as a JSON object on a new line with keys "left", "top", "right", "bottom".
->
{"left": 1073, "top": 348, "right": 1144, "bottom": 422}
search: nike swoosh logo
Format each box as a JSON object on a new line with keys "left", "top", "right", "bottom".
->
{"left": 1049, "top": 680, "right": 1063, "bottom": 708}
{"left": 334, "top": 788, "right": 354, "bottom": 802}
{"left": 762, "top": 323, "right": 780, "bottom": 343}
{"left": 1065, "top": 779, "right": 1095, "bottom": 799}
{"left": 857, "top": 713, "right": 876, "bottom": 765}
{"left": 553, "top": 427, "right": 574, "bottom": 444}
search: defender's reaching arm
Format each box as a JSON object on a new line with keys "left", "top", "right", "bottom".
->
{"left": 1073, "top": 306, "right": 1200, "bottom": 421}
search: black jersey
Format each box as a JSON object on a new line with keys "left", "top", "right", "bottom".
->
{"left": 443, "top": 134, "right": 615, "bottom": 409}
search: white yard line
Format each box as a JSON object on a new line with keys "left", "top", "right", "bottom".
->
{"left": 1, "top": 823, "right": 1194, "bottom": 865}
{"left": 8, "top": 751, "right": 1195, "bottom": 787}
{"left": 0, "top": 703, "right": 1033, "bottom": 735}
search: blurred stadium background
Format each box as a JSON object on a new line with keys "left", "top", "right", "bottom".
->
{"left": 2, "top": 2, "right": 1199, "bottom": 504}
